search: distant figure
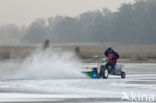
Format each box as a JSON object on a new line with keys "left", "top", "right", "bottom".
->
{"left": 43, "top": 39, "right": 50, "bottom": 50}
{"left": 75, "top": 46, "right": 81, "bottom": 56}
{"left": 74, "top": 46, "right": 86, "bottom": 59}
{"left": 104, "top": 47, "right": 120, "bottom": 72}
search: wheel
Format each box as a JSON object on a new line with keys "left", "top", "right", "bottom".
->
{"left": 102, "top": 68, "right": 109, "bottom": 79}
{"left": 91, "top": 71, "right": 98, "bottom": 79}
{"left": 98, "top": 67, "right": 104, "bottom": 78}
{"left": 121, "top": 71, "right": 126, "bottom": 79}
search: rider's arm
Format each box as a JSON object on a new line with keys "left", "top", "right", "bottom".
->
{"left": 104, "top": 49, "right": 109, "bottom": 57}
{"left": 113, "top": 52, "right": 119, "bottom": 59}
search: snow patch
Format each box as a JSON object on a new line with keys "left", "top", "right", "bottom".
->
{"left": 1, "top": 49, "right": 87, "bottom": 80}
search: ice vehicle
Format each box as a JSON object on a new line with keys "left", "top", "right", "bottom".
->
{"left": 84, "top": 56, "right": 126, "bottom": 79}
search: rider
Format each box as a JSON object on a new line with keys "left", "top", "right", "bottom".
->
{"left": 104, "top": 47, "right": 120, "bottom": 73}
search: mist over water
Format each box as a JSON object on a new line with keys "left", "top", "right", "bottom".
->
{"left": 0, "top": 49, "right": 87, "bottom": 80}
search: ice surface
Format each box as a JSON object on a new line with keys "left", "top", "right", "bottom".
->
{"left": 0, "top": 50, "right": 156, "bottom": 102}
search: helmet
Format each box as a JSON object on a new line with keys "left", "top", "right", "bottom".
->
{"left": 108, "top": 47, "right": 112, "bottom": 51}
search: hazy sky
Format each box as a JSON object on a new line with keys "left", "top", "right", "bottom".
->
{"left": 0, "top": 0, "right": 134, "bottom": 26}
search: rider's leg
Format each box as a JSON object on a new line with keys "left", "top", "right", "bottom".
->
{"left": 111, "top": 63, "right": 116, "bottom": 72}
{"left": 106, "top": 62, "right": 111, "bottom": 69}
{"left": 106, "top": 62, "right": 116, "bottom": 73}
{"left": 106, "top": 63, "right": 113, "bottom": 72}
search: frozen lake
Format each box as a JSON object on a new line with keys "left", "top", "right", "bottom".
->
{"left": 0, "top": 62, "right": 156, "bottom": 103}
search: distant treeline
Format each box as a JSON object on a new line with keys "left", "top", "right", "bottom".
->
{"left": 0, "top": 0, "right": 156, "bottom": 45}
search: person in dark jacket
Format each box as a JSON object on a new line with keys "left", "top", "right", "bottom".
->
{"left": 104, "top": 47, "right": 120, "bottom": 72}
